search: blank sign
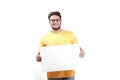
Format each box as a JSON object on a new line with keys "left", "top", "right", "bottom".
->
{"left": 40, "top": 44, "right": 80, "bottom": 72}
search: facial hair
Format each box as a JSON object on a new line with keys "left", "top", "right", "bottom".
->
{"left": 52, "top": 26, "right": 61, "bottom": 30}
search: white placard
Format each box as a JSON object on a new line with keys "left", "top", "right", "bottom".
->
{"left": 40, "top": 44, "right": 80, "bottom": 72}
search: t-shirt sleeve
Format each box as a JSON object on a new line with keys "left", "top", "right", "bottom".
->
{"left": 71, "top": 32, "right": 78, "bottom": 44}
{"left": 38, "top": 37, "right": 45, "bottom": 53}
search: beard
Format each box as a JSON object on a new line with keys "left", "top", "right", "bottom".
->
{"left": 52, "top": 26, "right": 61, "bottom": 30}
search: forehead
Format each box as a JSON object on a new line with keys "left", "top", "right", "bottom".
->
{"left": 50, "top": 15, "right": 60, "bottom": 19}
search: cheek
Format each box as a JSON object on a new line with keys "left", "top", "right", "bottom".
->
{"left": 49, "top": 22, "right": 53, "bottom": 25}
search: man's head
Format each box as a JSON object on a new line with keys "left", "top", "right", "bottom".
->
{"left": 48, "top": 11, "right": 62, "bottom": 30}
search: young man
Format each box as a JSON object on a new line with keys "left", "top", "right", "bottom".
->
{"left": 36, "top": 11, "right": 85, "bottom": 80}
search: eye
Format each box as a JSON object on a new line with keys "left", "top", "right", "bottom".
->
{"left": 50, "top": 19, "right": 61, "bottom": 22}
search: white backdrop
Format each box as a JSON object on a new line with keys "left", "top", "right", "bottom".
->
{"left": 0, "top": 0, "right": 120, "bottom": 80}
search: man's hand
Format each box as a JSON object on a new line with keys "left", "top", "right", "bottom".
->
{"left": 36, "top": 53, "right": 42, "bottom": 62}
{"left": 79, "top": 47, "right": 85, "bottom": 58}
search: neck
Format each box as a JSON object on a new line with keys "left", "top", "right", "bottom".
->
{"left": 51, "top": 29, "right": 62, "bottom": 33}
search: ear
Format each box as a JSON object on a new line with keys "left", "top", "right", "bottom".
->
{"left": 49, "top": 20, "right": 50, "bottom": 23}
{"left": 60, "top": 20, "right": 62, "bottom": 24}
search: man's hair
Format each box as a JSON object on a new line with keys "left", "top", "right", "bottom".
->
{"left": 48, "top": 11, "right": 61, "bottom": 20}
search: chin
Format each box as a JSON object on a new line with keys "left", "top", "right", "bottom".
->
{"left": 52, "top": 26, "right": 61, "bottom": 30}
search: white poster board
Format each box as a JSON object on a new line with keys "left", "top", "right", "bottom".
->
{"left": 40, "top": 44, "right": 80, "bottom": 72}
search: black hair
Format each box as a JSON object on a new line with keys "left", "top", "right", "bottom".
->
{"left": 48, "top": 11, "right": 61, "bottom": 20}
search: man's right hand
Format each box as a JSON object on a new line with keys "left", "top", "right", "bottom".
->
{"left": 36, "top": 54, "right": 42, "bottom": 62}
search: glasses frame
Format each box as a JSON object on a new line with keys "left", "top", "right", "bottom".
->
{"left": 49, "top": 19, "right": 61, "bottom": 22}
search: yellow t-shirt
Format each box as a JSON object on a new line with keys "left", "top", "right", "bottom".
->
{"left": 39, "top": 29, "right": 78, "bottom": 78}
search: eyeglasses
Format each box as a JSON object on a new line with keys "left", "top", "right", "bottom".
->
{"left": 50, "top": 19, "right": 61, "bottom": 22}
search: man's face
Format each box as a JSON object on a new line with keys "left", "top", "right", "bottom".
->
{"left": 49, "top": 15, "right": 61, "bottom": 30}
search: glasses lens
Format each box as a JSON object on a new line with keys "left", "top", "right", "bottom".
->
{"left": 50, "top": 19, "right": 60, "bottom": 22}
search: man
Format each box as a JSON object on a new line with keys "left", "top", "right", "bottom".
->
{"left": 36, "top": 11, "right": 85, "bottom": 80}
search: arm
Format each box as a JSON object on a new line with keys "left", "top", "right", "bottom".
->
{"left": 79, "top": 47, "right": 85, "bottom": 58}
{"left": 70, "top": 32, "right": 85, "bottom": 58}
{"left": 36, "top": 36, "right": 47, "bottom": 62}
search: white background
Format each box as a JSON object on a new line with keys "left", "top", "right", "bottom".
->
{"left": 0, "top": 0, "right": 120, "bottom": 80}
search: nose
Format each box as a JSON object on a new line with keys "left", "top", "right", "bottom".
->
{"left": 54, "top": 20, "right": 58, "bottom": 23}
